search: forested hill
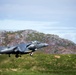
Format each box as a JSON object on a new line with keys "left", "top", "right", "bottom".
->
{"left": 0, "top": 30, "right": 76, "bottom": 54}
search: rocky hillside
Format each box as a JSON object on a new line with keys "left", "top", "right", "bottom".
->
{"left": 0, "top": 30, "right": 76, "bottom": 54}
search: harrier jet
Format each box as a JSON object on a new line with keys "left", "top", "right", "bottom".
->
{"left": 0, "top": 41, "right": 48, "bottom": 58}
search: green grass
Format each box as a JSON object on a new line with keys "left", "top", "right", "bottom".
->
{"left": 0, "top": 71, "right": 75, "bottom": 75}
{"left": 0, "top": 53, "right": 76, "bottom": 75}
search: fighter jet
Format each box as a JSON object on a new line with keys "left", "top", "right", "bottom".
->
{"left": 0, "top": 41, "right": 48, "bottom": 58}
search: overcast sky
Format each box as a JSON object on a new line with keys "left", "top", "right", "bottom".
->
{"left": 0, "top": 0, "right": 76, "bottom": 43}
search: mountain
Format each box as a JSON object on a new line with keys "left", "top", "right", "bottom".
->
{"left": 0, "top": 30, "right": 76, "bottom": 54}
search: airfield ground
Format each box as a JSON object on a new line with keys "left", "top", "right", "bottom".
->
{"left": 0, "top": 53, "right": 76, "bottom": 75}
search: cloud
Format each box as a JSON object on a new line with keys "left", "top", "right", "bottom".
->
{"left": 59, "top": 33, "right": 76, "bottom": 43}
{"left": 44, "top": 30, "right": 76, "bottom": 43}
{"left": 0, "top": 19, "right": 76, "bottom": 43}
{"left": 0, "top": 0, "right": 76, "bottom": 21}
{"left": 0, "top": 19, "right": 59, "bottom": 30}
{"left": 0, "top": 0, "right": 76, "bottom": 43}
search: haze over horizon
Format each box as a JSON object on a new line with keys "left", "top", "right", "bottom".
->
{"left": 0, "top": 0, "right": 76, "bottom": 43}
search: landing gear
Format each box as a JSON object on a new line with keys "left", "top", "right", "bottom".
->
{"left": 9, "top": 54, "right": 11, "bottom": 57}
{"left": 30, "top": 52, "right": 33, "bottom": 56}
{"left": 15, "top": 54, "right": 21, "bottom": 58}
{"left": 15, "top": 54, "right": 19, "bottom": 58}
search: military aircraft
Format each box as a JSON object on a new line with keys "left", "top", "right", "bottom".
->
{"left": 0, "top": 41, "right": 48, "bottom": 58}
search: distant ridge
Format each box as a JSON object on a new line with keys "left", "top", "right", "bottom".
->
{"left": 0, "top": 30, "right": 76, "bottom": 54}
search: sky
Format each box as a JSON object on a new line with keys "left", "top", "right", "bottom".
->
{"left": 0, "top": 0, "right": 76, "bottom": 43}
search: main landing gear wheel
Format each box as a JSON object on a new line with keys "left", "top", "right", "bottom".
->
{"left": 15, "top": 54, "right": 19, "bottom": 58}
{"left": 30, "top": 52, "right": 33, "bottom": 56}
{"left": 9, "top": 54, "right": 11, "bottom": 57}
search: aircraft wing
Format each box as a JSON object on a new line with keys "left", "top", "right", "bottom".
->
{"left": 0, "top": 46, "right": 17, "bottom": 54}
{"left": 16, "top": 43, "right": 32, "bottom": 53}
{"left": 0, "top": 42, "right": 33, "bottom": 54}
